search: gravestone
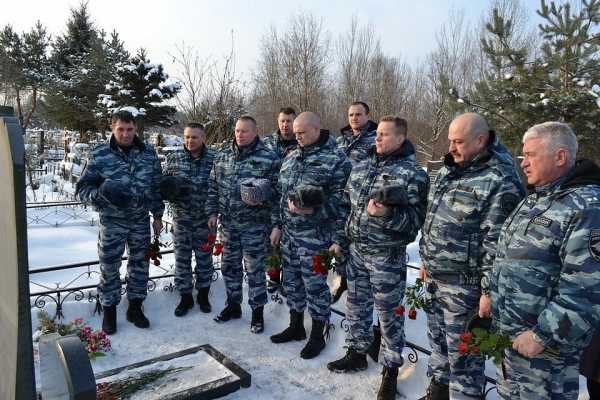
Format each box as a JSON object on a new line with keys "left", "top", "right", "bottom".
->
{"left": 0, "top": 106, "right": 36, "bottom": 399}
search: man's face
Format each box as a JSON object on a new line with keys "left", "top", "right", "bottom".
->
{"left": 112, "top": 120, "right": 136, "bottom": 147}
{"left": 278, "top": 113, "right": 295, "bottom": 140}
{"left": 235, "top": 120, "right": 258, "bottom": 147}
{"left": 348, "top": 104, "right": 369, "bottom": 133}
{"left": 375, "top": 121, "right": 405, "bottom": 155}
{"left": 447, "top": 124, "right": 485, "bottom": 165}
{"left": 184, "top": 127, "right": 205, "bottom": 154}
{"left": 521, "top": 137, "right": 563, "bottom": 187}
{"left": 294, "top": 120, "right": 320, "bottom": 147}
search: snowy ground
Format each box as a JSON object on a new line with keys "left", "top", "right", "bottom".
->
{"left": 27, "top": 204, "right": 591, "bottom": 399}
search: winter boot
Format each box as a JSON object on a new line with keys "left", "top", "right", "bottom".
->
{"left": 420, "top": 378, "right": 450, "bottom": 400}
{"left": 270, "top": 311, "right": 306, "bottom": 343}
{"left": 367, "top": 324, "right": 382, "bottom": 362}
{"left": 214, "top": 302, "right": 241, "bottom": 323}
{"left": 377, "top": 366, "right": 399, "bottom": 400}
{"left": 300, "top": 319, "right": 327, "bottom": 359}
{"left": 331, "top": 276, "right": 348, "bottom": 304}
{"left": 174, "top": 294, "right": 194, "bottom": 317}
{"left": 327, "top": 348, "right": 368, "bottom": 373}
{"left": 102, "top": 305, "right": 117, "bottom": 335}
{"left": 126, "top": 299, "right": 150, "bottom": 329}
{"left": 196, "top": 287, "right": 211, "bottom": 313}
{"left": 250, "top": 306, "right": 264, "bottom": 334}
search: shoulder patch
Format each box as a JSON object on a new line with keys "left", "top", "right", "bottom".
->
{"left": 590, "top": 229, "right": 600, "bottom": 261}
{"left": 531, "top": 216, "right": 552, "bottom": 227}
{"left": 501, "top": 192, "right": 520, "bottom": 214}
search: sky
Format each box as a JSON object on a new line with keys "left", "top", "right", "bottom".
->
{"left": 1, "top": 0, "right": 542, "bottom": 83}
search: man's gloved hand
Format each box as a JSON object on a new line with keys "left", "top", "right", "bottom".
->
{"left": 160, "top": 176, "right": 193, "bottom": 202}
{"left": 369, "top": 185, "right": 408, "bottom": 207}
{"left": 290, "top": 185, "right": 324, "bottom": 209}
{"left": 99, "top": 180, "right": 133, "bottom": 209}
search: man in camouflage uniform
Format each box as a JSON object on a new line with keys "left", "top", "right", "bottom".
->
{"left": 419, "top": 113, "right": 525, "bottom": 400}
{"left": 76, "top": 110, "right": 164, "bottom": 334}
{"left": 207, "top": 115, "right": 279, "bottom": 333}
{"left": 332, "top": 101, "right": 379, "bottom": 303}
{"left": 262, "top": 107, "right": 298, "bottom": 293}
{"left": 269, "top": 111, "right": 352, "bottom": 359}
{"left": 162, "top": 122, "right": 215, "bottom": 317}
{"left": 491, "top": 122, "right": 600, "bottom": 400}
{"left": 327, "top": 116, "right": 428, "bottom": 400}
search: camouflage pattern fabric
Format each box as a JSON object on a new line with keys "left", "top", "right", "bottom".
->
{"left": 418, "top": 133, "right": 524, "bottom": 397}
{"left": 163, "top": 146, "right": 215, "bottom": 294}
{"left": 275, "top": 131, "right": 352, "bottom": 321}
{"left": 207, "top": 137, "right": 279, "bottom": 308}
{"left": 491, "top": 159, "right": 600, "bottom": 399}
{"left": 336, "top": 120, "right": 378, "bottom": 165}
{"left": 262, "top": 130, "right": 298, "bottom": 159}
{"left": 76, "top": 135, "right": 164, "bottom": 306}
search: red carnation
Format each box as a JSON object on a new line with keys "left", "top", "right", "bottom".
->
{"left": 394, "top": 304, "right": 405, "bottom": 316}
{"left": 459, "top": 332, "right": 472, "bottom": 343}
{"left": 458, "top": 342, "right": 468, "bottom": 354}
{"left": 408, "top": 307, "right": 417, "bottom": 320}
{"left": 200, "top": 242, "right": 212, "bottom": 252}
{"left": 207, "top": 233, "right": 217, "bottom": 243}
{"left": 213, "top": 243, "right": 224, "bottom": 256}
{"left": 471, "top": 346, "right": 479, "bottom": 354}
{"left": 267, "top": 268, "right": 280, "bottom": 280}
{"left": 154, "top": 259, "right": 160, "bottom": 266}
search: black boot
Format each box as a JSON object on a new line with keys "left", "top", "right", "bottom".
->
{"left": 126, "top": 299, "right": 150, "bottom": 329}
{"left": 421, "top": 378, "right": 450, "bottom": 400}
{"left": 367, "top": 324, "right": 382, "bottom": 362}
{"left": 300, "top": 319, "right": 327, "bottom": 359}
{"left": 270, "top": 311, "right": 306, "bottom": 343}
{"left": 102, "top": 305, "right": 117, "bottom": 335}
{"left": 250, "top": 306, "right": 264, "bottom": 334}
{"left": 327, "top": 348, "right": 368, "bottom": 373}
{"left": 174, "top": 294, "right": 194, "bottom": 317}
{"left": 214, "top": 302, "right": 241, "bottom": 323}
{"left": 377, "top": 366, "right": 399, "bottom": 400}
{"left": 331, "top": 276, "right": 347, "bottom": 304}
{"left": 196, "top": 287, "right": 211, "bottom": 313}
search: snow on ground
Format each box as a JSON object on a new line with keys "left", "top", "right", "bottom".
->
{"left": 27, "top": 205, "right": 591, "bottom": 399}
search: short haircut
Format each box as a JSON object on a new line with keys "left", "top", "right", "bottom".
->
{"left": 349, "top": 101, "right": 370, "bottom": 115}
{"left": 111, "top": 110, "right": 135, "bottom": 126}
{"left": 279, "top": 107, "right": 296, "bottom": 116}
{"left": 523, "top": 121, "right": 578, "bottom": 165}
{"left": 185, "top": 122, "right": 205, "bottom": 131}
{"left": 238, "top": 115, "right": 257, "bottom": 126}
{"left": 379, "top": 115, "right": 408, "bottom": 136}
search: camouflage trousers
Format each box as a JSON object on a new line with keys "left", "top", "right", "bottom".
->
{"left": 220, "top": 223, "right": 268, "bottom": 309}
{"left": 425, "top": 278, "right": 486, "bottom": 398}
{"left": 496, "top": 348, "right": 580, "bottom": 400}
{"left": 281, "top": 234, "right": 331, "bottom": 322}
{"left": 346, "top": 244, "right": 406, "bottom": 367}
{"left": 172, "top": 215, "right": 214, "bottom": 294}
{"left": 98, "top": 214, "right": 151, "bottom": 306}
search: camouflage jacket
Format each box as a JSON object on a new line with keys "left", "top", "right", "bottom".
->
{"left": 340, "top": 140, "right": 428, "bottom": 252}
{"left": 419, "top": 133, "right": 525, "bottom": 291}
{"left": 163, "top": 145, "right": 215, "bottom": 220}
{"left": 337, "top": 120, "right": 378, "bottom": 165}
{"left": 262, "top": 130, "right": 298, "bottom": 159}
{"left": 76, "top": 135, "right": 164, "bottom": 219}
{"left": 206, "top": 137, "right": 279, "bottom": 227}
{"left": 491, "top": 160, "right": 600, "bottom": 351}
{"left": 275, "top": 131, "right": 352, "bottom": 254}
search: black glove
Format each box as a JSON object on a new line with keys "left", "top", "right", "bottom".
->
{"left": 369, "top": 185, "right": 408, "bottom": 207}
{"left": 160, "top": 176, "right": 193, "bottom": 202}
{"left": 99, "top": 180, "right": 133, "bottom": 209}
{"left": 289, "top": 185, "right": 324, "bottom": 209}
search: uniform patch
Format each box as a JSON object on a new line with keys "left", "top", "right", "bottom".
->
{"left": 590, "top": 229, "right": 600, "bottom": 261}
{"left": 531, "top": 216, "right": 552, "bottom": 227}
{"left": 501, "top": 192, "right": 520, "bottom": 214}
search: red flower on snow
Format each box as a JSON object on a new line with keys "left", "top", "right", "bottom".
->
{"left": 394, "top": 304, "right": 405, "bottom": 316}
{"left": 213, "top": 243, "right": 224, "bottom": 256}
{"left": 408, "top": 307, "right": 417, "bottom": 320}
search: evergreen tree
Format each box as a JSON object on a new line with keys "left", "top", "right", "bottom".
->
{"left": 98, "top": 48, "right": 181, "bottom": 140}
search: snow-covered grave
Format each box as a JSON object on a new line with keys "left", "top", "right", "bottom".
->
{"left": 27, "top": 200, "right": 592, "bottom": 399}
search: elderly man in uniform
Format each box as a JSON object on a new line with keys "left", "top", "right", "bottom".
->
{"left": 207, "top": 115, "right": 279, "bottom": 333}
{"left": 270, "top": 111, "right": 352, "bottom": 359}
{"left": 76, "top": 110, "right": 164, "bottom": 334}
{"left": 327, "top": 116, "right": 428, "bottom": 399}
{"left": 491, "top": 122, "right": 600, "bottom": 399}
{"left": 419, "top": 113, "right": 525, "bottom": 400}
{"left": 162, "top": 122, "right": 215, "bottom": 316}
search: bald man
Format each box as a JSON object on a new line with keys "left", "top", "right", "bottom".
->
{"left": 419, "top": 113, "right": 525, "bottom": 400}
{"left": 270, "top": 112, "right": 352, "bottom": 359}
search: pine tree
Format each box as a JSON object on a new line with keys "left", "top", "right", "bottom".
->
{"left": 98, "top": 48, "right": 181, "bottom": 140}
{"left": 459, "top": 0, "right": 600, "bottom": 161}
